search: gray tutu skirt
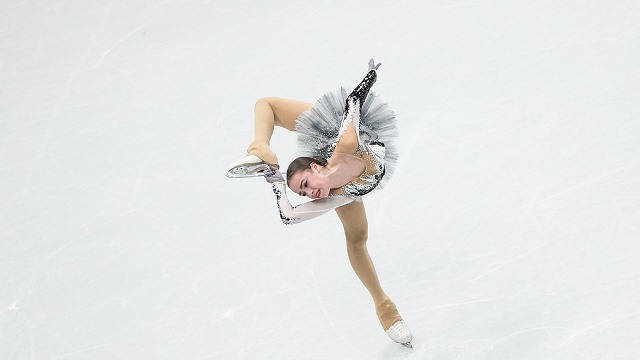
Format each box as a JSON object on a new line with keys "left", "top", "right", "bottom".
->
{"left": 295, "top": 88, "right": 399, "bottom": 190}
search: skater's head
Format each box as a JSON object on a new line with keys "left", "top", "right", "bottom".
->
{"left": 287, "top": 157, "right": 330, "bottom": 199}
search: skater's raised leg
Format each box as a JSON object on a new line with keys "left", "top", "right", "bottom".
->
{"left": 227, "top": 97, "right": 312, "bottom": 176}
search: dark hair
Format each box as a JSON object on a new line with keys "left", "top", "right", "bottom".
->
{"left": 286, "top": 156, "right": 328, "bottom": 182}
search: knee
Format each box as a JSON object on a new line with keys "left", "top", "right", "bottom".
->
{"left": 345, "top": 229, "right": 368, "bottom": 247}
{"left": 254, "top": 97, "right": 269, "bottom": 112}
{"left": 255, "top": 97, "right": 276, "bottom": 108}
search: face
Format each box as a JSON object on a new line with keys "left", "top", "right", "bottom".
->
{"left": 288, "top": 163, "right": 330, "bottom": 199}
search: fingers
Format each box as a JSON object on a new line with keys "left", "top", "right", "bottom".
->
{"left": 269, "top": 166, "right": 280, "bottom": 176}
{"left": 264, "top": 167, "right": 275, "bottom": 178}
{"left": 368, "top": 58, "right": 382, "bottom": 70}
{"left": 264, "top": 166, "right": 283, "bottom": 183}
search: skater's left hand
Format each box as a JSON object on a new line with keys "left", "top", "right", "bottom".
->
{"left": 263, "top": 166, "right": 284, "bottom": 184}
{"left": 368, "top": 58, "right": 381, "bottom": 71}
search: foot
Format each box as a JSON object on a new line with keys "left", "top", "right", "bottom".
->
{"left": 226, "top": 154, "right": 271, "bottom": 178}
{"left": 376, "top": 299, "right": 413, "bottom": 346}
{"left": 385, "top": 320, "right": 413, "bottom": 346}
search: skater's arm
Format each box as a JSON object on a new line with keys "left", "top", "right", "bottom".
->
{"left": 334, "top": 60, "right": 379, "bottom": 155}
{"left": 263, "top": 167, "right": 353, "bottom": 224}
{"left": 347, "top": 68, "right": 377, "bottom": 110}
{"left": 270, "top": 182, "right": 353, "bottom": 224}
{"left": 346, "top": 59, "right": 379, "bottom": 114}
{"left": 333, "top": 102, "right": 361, "bottom": 155}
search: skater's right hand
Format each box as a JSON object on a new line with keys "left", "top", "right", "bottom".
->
{"left": 368, "top": 58, "right": 381, "bottom": 71}
{"left": 263, "top": 166, "right": 285, "bottom": 184}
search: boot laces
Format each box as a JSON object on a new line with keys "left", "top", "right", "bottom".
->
{"left": 389, "top": 321, "right": 409, "bottom": 336}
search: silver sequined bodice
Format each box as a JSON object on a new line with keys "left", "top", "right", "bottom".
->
{"left": 337, "top": 140, "right": 386, "bottom": 199}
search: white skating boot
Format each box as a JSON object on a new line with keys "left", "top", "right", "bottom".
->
{"left": 226, "top": 154, "right": 271, "bottom": 178}
{"left": 385, "top": 320, "right": 413, "bottom": 349}
{"left": 376, "top": 299, "right": 413, "bottom": 349}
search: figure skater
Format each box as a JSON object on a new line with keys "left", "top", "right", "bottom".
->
{"left": 226, "top": 59, "right": 412, "bottom": 348}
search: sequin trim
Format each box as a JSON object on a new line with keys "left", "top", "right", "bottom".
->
{"left": 271, "top": 183, "right": 300, "bottom": 225}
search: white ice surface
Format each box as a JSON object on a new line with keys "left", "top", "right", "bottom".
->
{"left": 2, "top": 1, "right": 640, "bottom": 359}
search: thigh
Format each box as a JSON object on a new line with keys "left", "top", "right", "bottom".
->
{"left": 268, "top": 97, "right": 314, "bottom": 132}
{"left": 335, "top": 200, "right": 369, "bottom": 243}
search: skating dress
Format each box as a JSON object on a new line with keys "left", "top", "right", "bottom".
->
{"left": 270, "top": 69, "right": 399, "bottom": 224}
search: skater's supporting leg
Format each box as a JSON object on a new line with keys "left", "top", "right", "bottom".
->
{"left": 335, "top": 200, "right": 407, "bottom": 337}
{"left": 335, "top": 201, "right": 390, "bottom": 306}
{"left": 247, "top": 97, "right": 313, "bottom": 167}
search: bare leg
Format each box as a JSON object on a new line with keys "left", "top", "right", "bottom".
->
{"left": 246, "top": 97, "right": 313, "bottom": 167}
{"left": 335, "top": 200, "right": 403, "bottom": 329}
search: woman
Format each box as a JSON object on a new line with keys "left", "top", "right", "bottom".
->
{"left": 226, "top": 59, "right": 412, "bottom": 348}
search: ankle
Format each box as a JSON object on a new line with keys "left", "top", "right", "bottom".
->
{"left": 374, "top": 297, "right": 392, "bottom": 308}
{"left": 376, "top": 299, "right": 403, "bottom": 330}
{"left": 246, "top": 141, "right": 278, "bottom": 167}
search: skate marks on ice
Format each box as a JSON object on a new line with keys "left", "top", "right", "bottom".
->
{"left": 391, "top": 308, "right": 640, "bottom": 359}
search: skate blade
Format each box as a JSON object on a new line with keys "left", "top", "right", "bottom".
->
{"left": 226, "top": 163, "right": 271, "bottom": 178}
{"left": 401, "top": 342, "right": 413, "bottom": 349}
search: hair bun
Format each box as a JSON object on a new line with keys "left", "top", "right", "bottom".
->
{"left": 317, "top": 157, "right": 328, "bottom": 166}
{"left": 286, "top": 156, "right": 329, "bottom": 182}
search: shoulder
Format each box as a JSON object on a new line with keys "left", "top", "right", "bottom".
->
{"left": 334, "top": 136, "right": 358, "bottom": 155}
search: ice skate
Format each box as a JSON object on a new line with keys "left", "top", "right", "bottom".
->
{"left": 376, "top": 299, "right": 413, "bottom": 349}
{"left": 226, "top": 154, "right": 271, "bottom": 178}
{"left": 386, "top": 320, "right": 413, "bottom": 348}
